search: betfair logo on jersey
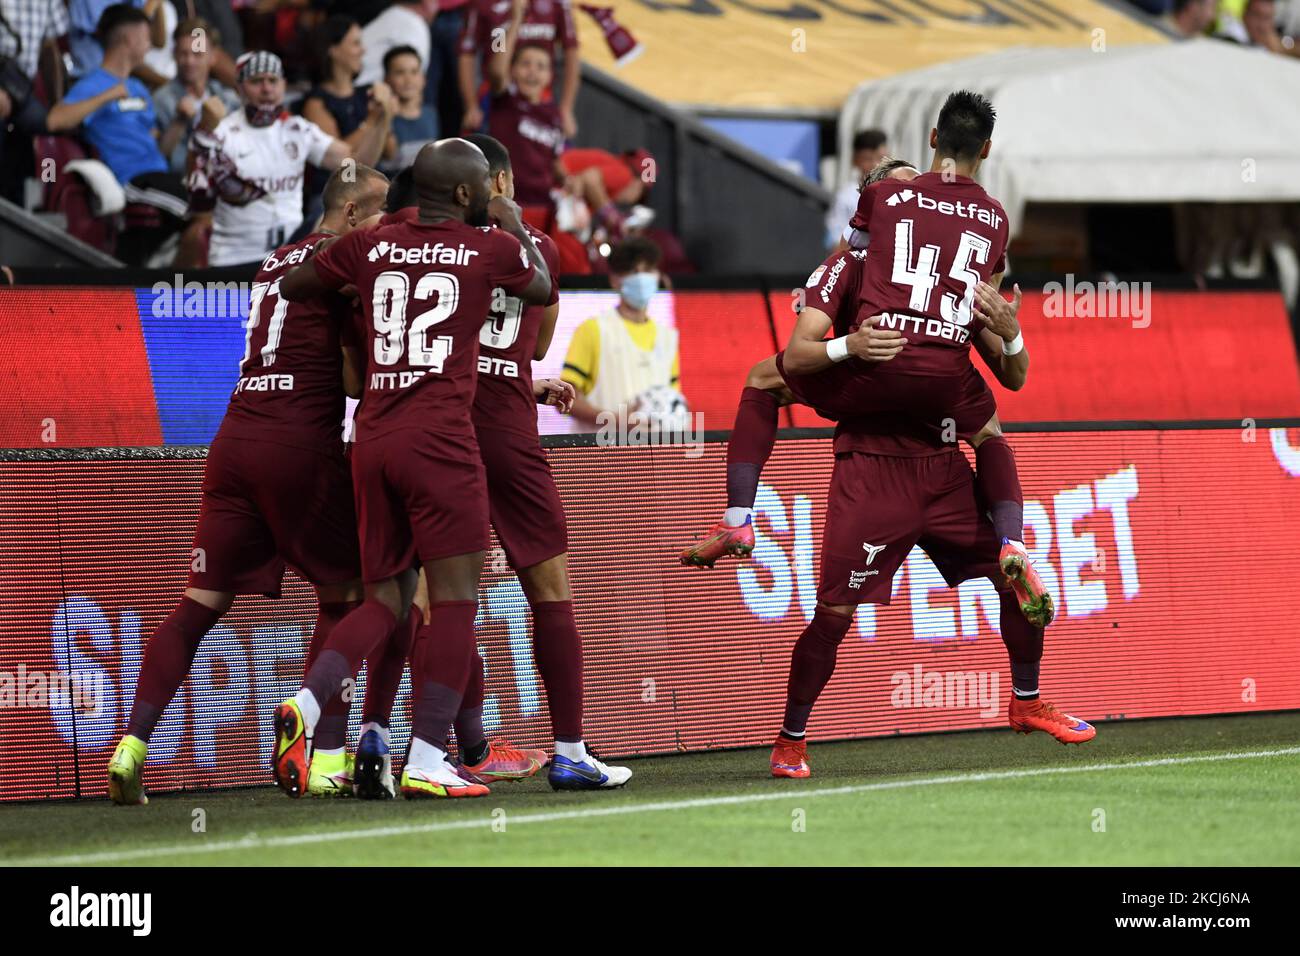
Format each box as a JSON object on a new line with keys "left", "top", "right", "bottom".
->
{"left": 818, "top": 256, "right": 848, "bottom": 303}
{"left": 885, "top": 189, "right": 1003, "bottom": 229}
{"left": 367, "top": 240, "right": 481, "bottom": 266}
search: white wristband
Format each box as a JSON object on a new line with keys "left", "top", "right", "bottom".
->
{"left": 1001, "top": 332, "right": 1024, "bottom": 356}
{"left": 826, "top": 336, "right": 851, "bottom": 363}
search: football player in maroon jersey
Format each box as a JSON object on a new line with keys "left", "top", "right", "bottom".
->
{"left": 106, "top": 164, "right": 392, "bottom": 806}
{"left": 353, "top": 135, "right": 632, "bottom": 794}
{"left": 274, "top": 138, "right": 554, "bottom": 799}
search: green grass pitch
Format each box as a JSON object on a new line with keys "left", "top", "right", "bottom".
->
{"left": 3, "top": 712, "right": 1297, "bottom": 866}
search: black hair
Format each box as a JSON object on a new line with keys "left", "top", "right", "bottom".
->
{"left": 934, "top": 90, "right": 996, "bottom": 161}
{"left": 383, "top": 44, "right": 422, "bottom": 75}
{"left": 97, "top": 3, "right": 150, "bottom": 49}
{"left": 384, "top": 165, "right": 418, "bottom": 213}
{"left": 463, "top": 133, "right": 511, "bottom": 176}
{"left": 608, "top": 237, "right": 661, "bottom": 275}
{"left": 312, "top": 14, "right": 359, "bottom": 83}
{"left": 851, "top": 129, "right": 887, "bottom": 153}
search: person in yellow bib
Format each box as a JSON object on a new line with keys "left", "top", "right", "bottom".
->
{"left": 561, "top": 237, "right": 681, "bottom": 430}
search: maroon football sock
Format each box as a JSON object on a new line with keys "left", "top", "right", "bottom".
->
{"left": 998, "top": 590, "right": 1042, "bottom": 697}
{"left": 975, "top": 435, "right": 1024, "bottom": 543}
{"left": 532, "top": 600, "right": 583, "bottom": 742}
{"left": 725, "top": 387, "right": 780, "bottom": 511}
{"left": 409, "top": 601, "right": 478, "bottom": 754}
{"left": 126, "top": 596, "right": 224, "bottom": 741}
{"left": 302, "top": 600, "right": 396, "bottom": 713}
{"left": 361, "top": 603, "right": 418, "bottom": 727}
{"left": 780, "top": 605, "right": 854, "bottom": 736}
{"left": 305, "top": 601, "right": 360, "bottom": 750}
{"left": 454, "top": 651, "right": 487, "bottom": 758}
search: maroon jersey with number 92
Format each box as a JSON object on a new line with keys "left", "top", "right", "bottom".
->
{"left": 218, "top": 232, "right": 353, "bottom": 451}
{"left": 311, "top": 216, "right": 537, "bottom": 448}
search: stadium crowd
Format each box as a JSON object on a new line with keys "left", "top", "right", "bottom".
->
{"left": 0, "top": 0, "right": 661, "bottom": 269}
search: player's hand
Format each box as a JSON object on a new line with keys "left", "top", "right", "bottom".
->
{"left": 972, "top": 282, "right": 1022, "bottom": 342}
{"left": 462, "top": 103, "right": 484, "bottom": 133}
{"left": 846, "top": 313, "right": 906, "bottom": 363}
{"left": 534, "top": 378, "right": 576, "bottom": 414}
{"left": 198, "top": 95, "right": 227, "bottom": 131}
{"left": 487, "top": 194, "right": 524, "bottom": 232}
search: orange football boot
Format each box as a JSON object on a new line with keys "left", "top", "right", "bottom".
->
{"left": 272, "top": 700, "right": 312, "bottom": 797}
{"left": 1009, "top": 697, "right": 1096, "bottom": 744}
{"left": 680, "top": 518, "right": 755, "bottom": 568}
{"left": 461, "top": 740, "right": 548, "bottom": 783}
{"left": 999, "top": 539, "right": 1055, "bottom": 627}
{"left": 770, "top": 735, "right": 811, "bottom": 778}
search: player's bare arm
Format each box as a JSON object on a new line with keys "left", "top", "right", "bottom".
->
{"left": 972, "top": 280, "right": 1028, "bottom": 391}
{"left": 341, "top": 346, "right": 364, "bottom": 399}
{"left": 281, "top": 260, "right": 329, "bottom": 302}
{"left": 783, "top": 306, "right": 905, "bottom": 375}
{"left": 489, "top": 195, "right": 552, "bottom": 305}
{"left": 534, "top": 302, "right": 562, "bottom": 360}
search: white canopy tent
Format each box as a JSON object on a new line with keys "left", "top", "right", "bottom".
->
{"left": 837, "top": 40, "right": 1300, "bottom": 236}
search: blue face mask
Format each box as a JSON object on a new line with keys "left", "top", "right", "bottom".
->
{"left": 620, "top": 271, "right": 660, "bottom": 309}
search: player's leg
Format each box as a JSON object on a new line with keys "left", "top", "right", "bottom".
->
{"left": 111, "top": 438, "right": 283, "bottom": 805}
{"left": 681, "top": 356, "right": 792, "bottom": 567}
{"left": 354, "top": 569, "right": 422, "bottom": 800}
{"left": 917, "top": 458, "right": 1094, "bottom": 745}
{"left": 302, "top": 577, "right": 365, "bottom": 797}
{"left": 478, "top": 425, "right": 630, "bottom": 788}
{"left": 108, "top": 586, "right": 234, "bottom": 806}
{"left": 968, "top": 413, "right": 1053, "bottom": 626}
{"left": 402, "top": 549, "right": 492, "bottom": 798}
{"left": 771, "top": 452, "right": 918, "bottom": 777}
{"left": 273, "top": 437, "right": 413, "bottom": 797}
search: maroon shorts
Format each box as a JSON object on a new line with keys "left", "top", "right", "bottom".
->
{"left": 477, "top": 425, "right": 568, "bottom": 570}
{"left": 188, "top": 436, "right": 360, "bottom": 595}
{"left": 351, "top": 426, "right": 490, "bottom": 582}
{"left": 818, "top": 449, "right": 1001, "bottom": 606}
{"left": 777, "top": 351, "right": 997, "bottom": 442}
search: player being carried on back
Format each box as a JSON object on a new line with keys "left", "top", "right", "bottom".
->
{"left": 680, "top": 93, "right": 1053, "bottom": 629}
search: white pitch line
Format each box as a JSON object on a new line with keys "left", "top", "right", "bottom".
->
{"left": 10, "top": 746, "right": 1300, "bottom": 867}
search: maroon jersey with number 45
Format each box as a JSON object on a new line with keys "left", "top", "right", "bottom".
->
{"left": 473, "top": 221, "right": 560, "bottom": 437}
{"left": 311, "top": 217, "right": 537, "bottom": 448}
{"left": 217, "top": 232, "right": 353, "bottom": 451}
{"left": 849, "top": 171, "right": 1009, "bottom": 376}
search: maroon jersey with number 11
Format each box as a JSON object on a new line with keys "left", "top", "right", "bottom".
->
{"left": 218, "top": 232, "right": 352, "bottom": 451}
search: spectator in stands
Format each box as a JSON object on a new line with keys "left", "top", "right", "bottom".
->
{"left": 426, "top": 0, "right": 471, "bottom": 138}
{"left": 561, "top": 237, "right": 679, "bottom": 430}
{"left": 357, "top": 0, "right": 436, "bottom": 87}
{"left": 485, "top": 19, "right": 565, "bottom": 220}
{"left": 189, "top": 50, "right": 377, "bottom": 266}
{"left": 460, "top": 0, "right": 580, "bottom": 136}
{"left": 382, "top": 45, "right": 438, "bottom": 172}
{"left": 68, "top": 0, "right": 167, "bottom": 82}
{"left": 299, "top": 14, "right": 395, "bottom": 234}
{"left": 1217, "top": 0, "right": 1299, "bottom": 54}
{"left": 1165, "top": 0, "right": 1216, "bottom": 36}
{"left": 48, "top": 3, "right": 198, "bottom": 265}
{"left": 559, "top": 146, "right": 653, "bottom": 240}
{"left": 824, "top": 129, "right": 887, "bottom": 249}
{"left": 0, "top": 0, "right": 70, "bottom": 199}
{"left": 153, "top": 17, "right": 239, "bottom": 174}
